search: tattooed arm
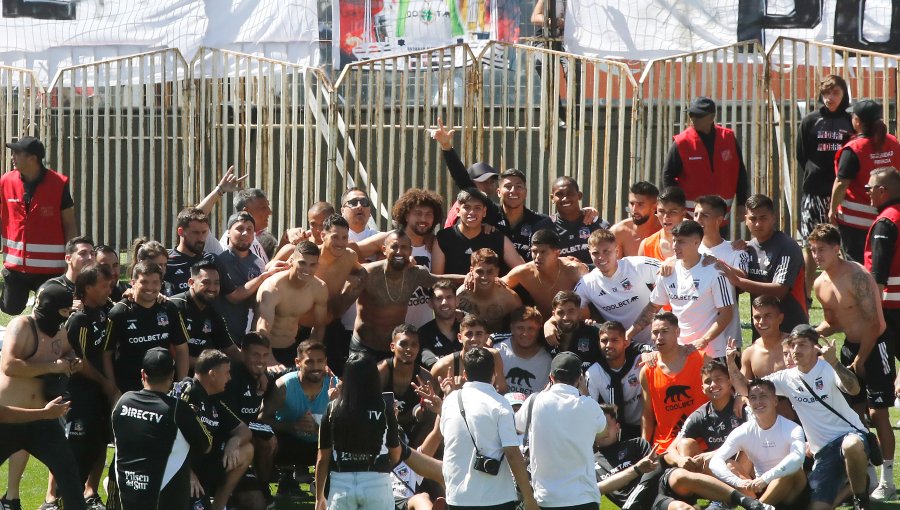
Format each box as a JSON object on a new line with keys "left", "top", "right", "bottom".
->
{"left": 625, "top": 302, "right": 662, "bottom": 342}
{"left": 848, "top": 268, "right": 882, "bottom": 371}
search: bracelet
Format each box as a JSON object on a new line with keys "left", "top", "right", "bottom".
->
{"left": 215, "top": 185, "right": 224, "bottom": 196}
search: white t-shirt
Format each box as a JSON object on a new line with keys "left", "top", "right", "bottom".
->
{"left": 341, "top": 226, "right": 381, "bottom": 330}
{"left": 710, "top": 415, "right": 806, "bottom": 488}
{"left": 574, "top": 257, "right": 660, "bottom": 345}
{"left": 699, "top": 241, "right": 749, "bottom": 345}
{"left": 404, "top": 244, "right": 433, "bottom": 328}
{"left": 765, "top": 359, "right": 865, "bottom": 453}
{"left": 515, "top": 384, "right": 605, "bottom": 507}
{"left": 650, "top": 260, "right": 735, "bottom": 358}
{"left": 495, "top": 340, "right": 552, "bottom": 395}
{"left": 440, "top": 382, "right": 520, "bottom": 507}
{"left": 585, "top": 358, "right": 643, "bottom": 429}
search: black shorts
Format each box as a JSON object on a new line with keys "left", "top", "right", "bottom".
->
{"left": 195, "top": 446, "right": 228, "bottom": 494}
{"left": 651, "top": 468, "right": 696, "bottom": 510}
{"left": 324, "top": 320, "right": 352, "bottom": 377}
{"left": 271, "top": 344, "right": 299, "bottom": 368}
{"left": 840, "top": 333, "right": 896, "bottom": 409}
{"left": 234, "top": 466, "right": 264, "bottom": 494}
{"left": 837, "top": 224, "right": 867, "bottom": 263}
{"left": 0, "top": 268, "right": 56, "bottom": 315}
{"left": 349, "top": 336, "right": 393, "bottom": 362}
{"left": 273, "top": 432, "right": 318, "bottom": 468}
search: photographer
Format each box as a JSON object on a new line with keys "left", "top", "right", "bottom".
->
{"left": 439, "top": 347, "right": 537, "bottom": 510}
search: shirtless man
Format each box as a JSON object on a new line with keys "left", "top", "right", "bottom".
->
{"left": 256, "top": 241, "right": 329, "bottom": 368}
{"left": 353, "top": 229, "right": 466, "bottom": 359}
{"left": 377, "top": 324, "right": 435, "bottom": 445}
{"left": 741, "top": 296, "right": 788, "bottom": 380}
{"left": 430, "top": 314, "right": 507, "bottom": 394}
{"left": 502, "top": 228, "right": 588, "bottom": 318}
{"left": 0, "top": 285, "right": 86, "bottom": 510}
{"left": 809, "top": 223, "right": 896, "bottom": 499}
{"left": 610, "top": 181, "right": 661, "bottom": 258}
{"left": 457, "top": 249, "right": 522, "bottom": 333}
{"left": 309, "top": 214, "right": 367, "bottom": 325}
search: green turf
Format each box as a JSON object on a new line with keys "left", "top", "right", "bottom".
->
{"left": 0, "top": 294, "right": 899, "bottom": 509}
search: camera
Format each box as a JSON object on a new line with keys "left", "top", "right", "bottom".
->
{"left": 472, "top": 453, "right": 502, "bottom": 475}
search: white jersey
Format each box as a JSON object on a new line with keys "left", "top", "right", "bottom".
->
{"left": 574, "top": 257, "right": 660, "bottom": 345}
{"left": 496, "top": 340, "right": 552, "bottom": 395}
{"left": 391, "top": 461, "right": 423, "bottom": 499}
{"left": 710, "top": 415, "right": 805, "bottom": 487}
{"left": 650, "top": 260, "right": 735, "bottom": 358}
{"left": 765, "top": 359, "right": 865, "bottom": 453}
{"left": 404, "top": 244, "right": 433, "bottom": 328}
{"left": 584, "top": 356, "right": 643, "bottom": 428}
{"left": 699, "top": 241, "right": 748, "bottom": 345}
{"left": 341, "top": 226, "right": 381, "bottom": 330}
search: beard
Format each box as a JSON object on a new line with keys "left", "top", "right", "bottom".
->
{"left": 632, "top": 214, "right": 650, "bottom": 226}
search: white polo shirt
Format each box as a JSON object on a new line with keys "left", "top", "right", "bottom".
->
{"left": 440, "top": 382, "right": 520, "bottom": 507}
{"left": 515, "top": 384, "right": 606, "bottom": 507}
{"left": 649, "top": 259, "right": 735, "bottom": 358}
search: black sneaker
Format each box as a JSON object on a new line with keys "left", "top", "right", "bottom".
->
{"left": 84, "top": 495, "right": 106, "bottom": 510}
{"left": 276, "top": 475, "right": 302, "bottom": 499}
{"left": 0, "top": 495, "right": 21, "bottom": 510}
{"left": 36, "top": 500, "right": 59, "bottom": 510}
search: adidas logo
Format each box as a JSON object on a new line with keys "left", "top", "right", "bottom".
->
{"left": 127, "top": 323, "right": 137, "bottom": 330}
{"left": 464, "top": 248, "right": 473, "bottom": 255}
{"left": 175, "top": 269, "right": 184, "bottom": 274}
{"left": 244, "top": 389, "right": 252, "bottom": 397}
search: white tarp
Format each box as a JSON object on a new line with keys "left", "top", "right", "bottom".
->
{"left": 0, "top": 0, "right": 319, "bottom": 84}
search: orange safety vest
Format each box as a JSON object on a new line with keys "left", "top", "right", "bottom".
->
{"left": 673, "top": 126, "right": 740, "bottom": 212}
{"left": 835, "top": 135, "right": 900, "bottom": 230}
{"left": 645, "top": 350, "right": 707, "bottom": 454}
{"left": 864, "top": 202, "right": 900, "bottom": 309}
{"left": 0, "top": 168, "right": 67, "bottom": 274}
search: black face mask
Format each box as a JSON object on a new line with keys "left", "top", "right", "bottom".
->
{"left": 33, "top": 285, "right": 73, "bottom": 336}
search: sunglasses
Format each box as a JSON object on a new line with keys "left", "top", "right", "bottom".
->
{"left": 343, "top": 197, "right": 370, "bottom": 208}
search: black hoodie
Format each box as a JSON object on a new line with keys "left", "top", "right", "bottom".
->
{"left": 796, "top": 80, "right": 853, "bottom": 197}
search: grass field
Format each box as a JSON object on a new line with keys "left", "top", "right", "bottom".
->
{"left": 1, "top": 294, "right": 899, "bottom": 509}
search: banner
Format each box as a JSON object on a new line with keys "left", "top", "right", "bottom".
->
{"left": 566, "top": 0, "right": 900, "bottom": 60}
{"left": 0, "top": 0, "right": 319, "bottom": 84}
{"left": 334, "top": 0, "right": 519, "bottom": 68}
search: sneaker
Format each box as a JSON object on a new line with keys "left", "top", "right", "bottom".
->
{"left": 84, "top": 495, "right": 106, "bottom": 510}
{"left": 275, "top": 476, "right": 302, "bottom": 499}
{"left": 854, "top": 495, "right": 870, "bottom": 510}
{"left": 0, "top": 496, "right": 22, "bottom": 510}
{"left": 36, "top": 501, "right": 59, "bottom": 510}
{"left": 870, "top": 481, "right": 896, "bottom": 501}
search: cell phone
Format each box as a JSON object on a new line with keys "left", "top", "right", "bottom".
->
{"left": 382, "top": 392, "right": 395, "bottom": 410}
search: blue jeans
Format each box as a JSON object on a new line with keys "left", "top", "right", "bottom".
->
{"left": 327, "top": 471, "right": 393, "bottom": 510}
{"left": 808, "top": 431, "right": 870, "bottom": 504}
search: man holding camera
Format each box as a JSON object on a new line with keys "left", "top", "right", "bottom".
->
{"left": 440, "top": 347, "right": 538, "bottom": 510}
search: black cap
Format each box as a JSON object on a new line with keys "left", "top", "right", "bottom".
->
{"left": 142, "top": 347, "right": 175, "bottom": 378}
{"left": 789, "top": 324, "right": 820, "bottom": 344}
{"left": 550, "top": 352, "right": 582, "bottom": 382}
{"left": 467, "top": 162, "right": 498, "bottom": 183}
{"left": 847, "top": 99, "right": 883, "bottom": 124}
{"left": 5, "top": 136, "right": 45, "bottom": 159}
{"left": 688, "top": 97, "right": 717, "bottom": 117}
{"left": 227, "top": 211, "right": 255, "bottom": 230}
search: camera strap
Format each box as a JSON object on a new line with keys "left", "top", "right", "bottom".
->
{"left": 456, "top": 390, "right": 483, "bottom": 455}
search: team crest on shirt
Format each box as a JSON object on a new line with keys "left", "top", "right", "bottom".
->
{"left": 202, "top": 320, "right": 212, "bottom": 334}
{"left": 692, "top": 278, "right": 701, "bottom": 289}
{"left": 628, "top": 374, "right": 639, "bottom": 387}
{"left": 815, "top": 377, "right": 824, "bottom": 391}
{"left": 521, "top": 225, "right": 532, "bottom": 238}
{"left": 618, "top": 450, "right": 627, "bottom": 461}
{"left": 212, "top": 406, "right": 219, "bottom": 419}
{"left": 157, "top": 313, "right": 169, "bottom": 327}
{"left": 731, "top": 417, "right": 741, "bottom": 429}
{"left": 721, "top": 150, "right": 733, "bottom": 161}
{"left": 578, "top": 337, "right": 590, "bottom": 352}
{"left": 579, "top": 227, "right": 590, "bottom": 239}
{"left": 621, "top": 279, "right": 632, "bottom": 291}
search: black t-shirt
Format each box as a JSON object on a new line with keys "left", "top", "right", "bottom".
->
{"left": 495, "top": 208, "right": 549, "bottom": 261}
{"left": 594, "top": 437, "right": 653, "bottom": 508}
{"left": 174, "top": 378, "right": 243, "bottom": 459}
{"left": 320, "top": 398, "right": 400, "bottom": 473}
{"left": 112, "top": 389, "right": 211, "bottom": 510}
{"left": 22, "top": 168, "right": 75, "bottom": 210}
{"left": 435, "top": 225, "right": 508, "bottom": 275}
{"left": 534, "top": 213, "right": 609, "bottom": 265}
{"left": 104, "top": 300, "right": 190, "bottom": 393}
{"left": 417, "top": 319, "right": 461, "bottom": 368}
{"left": 43, "top": 274, "right": 74, "bottom": 295}
{"left": 169, "top": 291, "right": 236, "bottom": 359}
{"left": 548, "top": 322, "right": 602, "bottom": 365}
{"left": 221, "top": 362, "right": 274, "bottom": 425}
{"left": 678, "top": 396, "right": 746, "bottom": 452}
{"left": 165, "top": 249, "right": 216, "bottom": 294}
{"left": 66, "top": 304, "right": 109, "bottom": 398}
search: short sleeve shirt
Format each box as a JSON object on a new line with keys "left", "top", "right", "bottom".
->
{"left": 677, "top": 396, "right": 746, "bottom": 452}
{"left": 535, "top": 213, "right": 609, "bottom": 265}
{"left": 745, "top": 231, "right": 808, "bottom": 332}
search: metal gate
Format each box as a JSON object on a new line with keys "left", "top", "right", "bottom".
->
{"left": 0, "top": 66, "right": 42, "bottom": 175}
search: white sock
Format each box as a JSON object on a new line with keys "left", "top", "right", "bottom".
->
{"left": 880, "top": 459, "right": 894, "bottom": 486}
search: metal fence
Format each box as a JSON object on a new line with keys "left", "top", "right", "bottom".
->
{"left": 3, "top": 37, "right": 900, "bottom": 246}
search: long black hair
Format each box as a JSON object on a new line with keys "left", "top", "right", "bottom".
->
{"left": 330, "top": 353, "right": 383, "bottom": 452}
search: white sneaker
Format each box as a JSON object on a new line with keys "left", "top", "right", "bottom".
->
{"left": 870, "top": 481, "right": 896, "bottom": 501}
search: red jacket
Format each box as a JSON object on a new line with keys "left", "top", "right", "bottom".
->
{"left": 835, "top": 135, "right": 900, "bottom": 230}
{"left": 864, "top": 202, "right": 900, "bottom": 309}
{"left": 674, "top": 126, "right": 740, "bottom": 211}
{"left": 0, "top": 168, "right": 68, "bottom": 274}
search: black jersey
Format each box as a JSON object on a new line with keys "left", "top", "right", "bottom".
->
{"left": 164, "top": 249, "right": 215, "bottom": 294}
{"left": 383, "top": 359, "right": 428, "bottom": 433}
{"left": 320, "top": 398, "right": 400, "bottom": 473}
{"left": 678, "top": 396, "right": 746, "bottom": 452}
{"left": 43, "top": 275, "right": 75, "bottom": 296}
{"left": 66, "top": 304, "right": 110, "bottom": 399}
{"left": 548, "top": 322, "right": 602, "bottom": 365}
{"left": 435, "top": 225, "right": 509, "bottom": 275}
{"left": 594, "top": 437, "right": 654, "bottom": 508}
{"left": 104, "top": 300, "right": 190, "bottom": 393}
{"left": 174, "top": 378, "right": 243, "bottom": 455}
{"left": 495, "top": 208, "right": 549, "bottom": 261}
{"left": 221, "top": 362, "right": 273, "bottom": 425}
{"left": 417, "top": 319, "right": 461, "bottom": 368}
{"left": 112, "top": 389, "right": 211, "bottom": 510}
{"left": 168, "top": 292, "right": 236, "bottom": 359}
{"left": 534, "top": 213, "right": 609, "bottom": 265}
